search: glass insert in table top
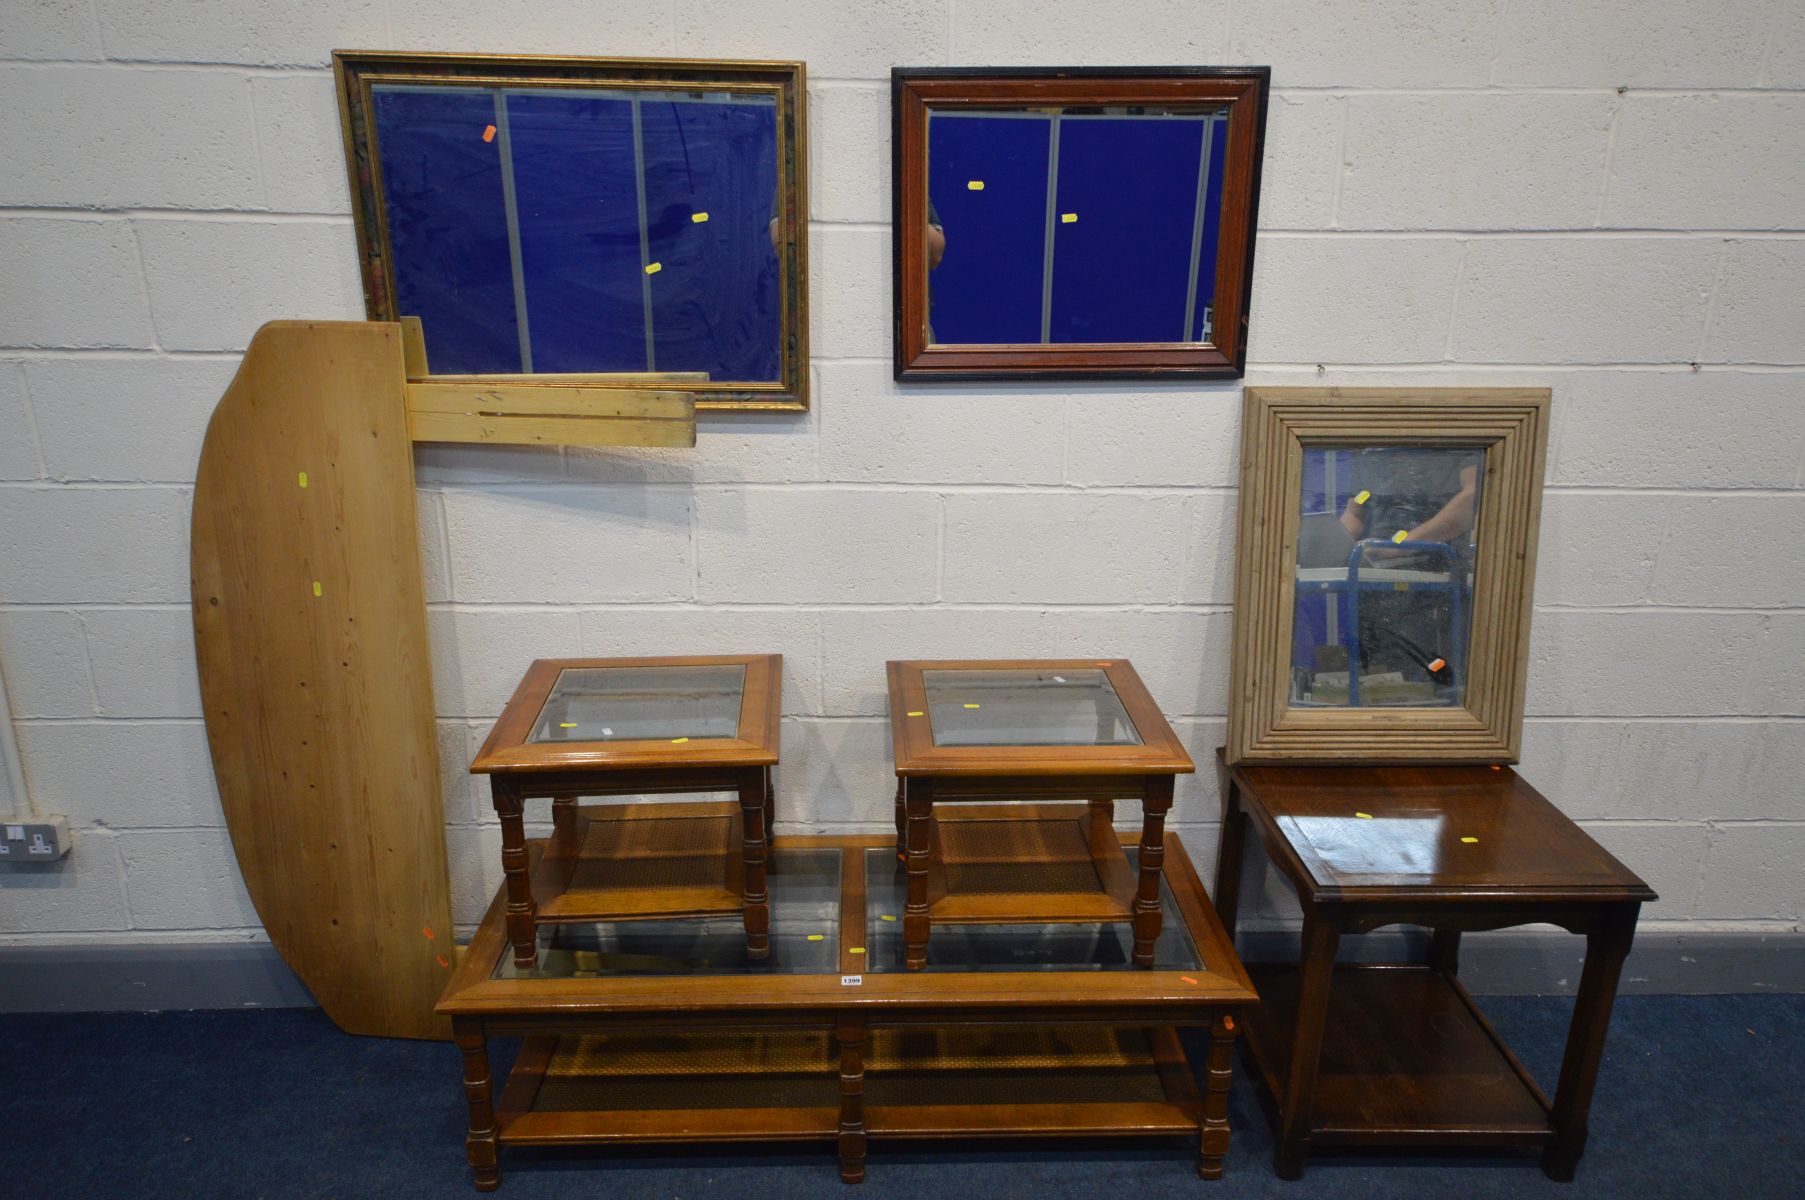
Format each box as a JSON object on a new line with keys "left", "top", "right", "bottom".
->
{"left": 529, "top": 664, "right": 747, "bottom": 743}
{"left": 922, "top": 668, "right": 1143, "bottom": 747}
{"left": 863, "top": 849, "right": 1200, "bottom": 973}
{"left": 494, "top": 848, "right": 841, "bottom": 979}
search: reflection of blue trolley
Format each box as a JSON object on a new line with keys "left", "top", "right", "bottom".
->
{"left": 1295, "top": 539, "right": 1464, "bottom": 706}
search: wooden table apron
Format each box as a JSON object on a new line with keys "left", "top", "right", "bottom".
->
{"left": 1212, "top": 755, "right": 1652, "bottom": 1181}
{"left": 440, "top": 832, "right": 1257, "bottom": 1189}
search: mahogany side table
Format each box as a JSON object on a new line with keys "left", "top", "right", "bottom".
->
{"left": 885, "top": 659, "right": 1194, "bottom": 971}
{"left": 471, "top": 655, "right": 782, "bottom": 967}
{"left": 1213, "top": 752, "right": 1654, "bottom": 1180}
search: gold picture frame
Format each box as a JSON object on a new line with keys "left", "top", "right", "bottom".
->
{"left": 334, "top": 51, "right": 809, "bottom": 411}
{"left": 1226, "top": 387, "right": 1551, "bottom": 764}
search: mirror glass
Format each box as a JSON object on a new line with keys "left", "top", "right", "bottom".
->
{"left": 922, "top": 104, "right": 1228, "bottom": 346}
{"left": 370, "top": 83, "right": 782, "bottom": 379}
{"left": 1291, "top": 445, "right": 1485, "bottom": 708}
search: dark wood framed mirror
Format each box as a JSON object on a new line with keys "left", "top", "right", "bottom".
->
{"left": 335, "top": 51, "right": 809, "bottom": 411}
{"left": 891, "top": 66, "right": 1268, "bottom": 383}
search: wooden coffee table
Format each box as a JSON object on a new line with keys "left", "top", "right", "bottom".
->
{"left": 884, "top": 659, "right": 1194, "bottom": 970}
{"left": 472, "top": 655, "right": 782, "bottom": 967}
{"left": 438, "top": 829, "right": 1255, "bottom": 1189}
{"left": 1214, "top": 753, "right": 1655, "bottom": 1179}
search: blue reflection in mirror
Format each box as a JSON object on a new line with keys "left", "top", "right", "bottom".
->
{"left": 371, "top": 84, "right": 781, "bottom": 380}
{"left": 925, "top": 106, "right": 1228, "bottom": 346}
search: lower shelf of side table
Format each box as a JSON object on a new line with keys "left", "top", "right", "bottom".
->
{"left": 495, "top": 1025, "right": 1201, "bottom": 1147}
{"left": 1242, "top": 963, "right": 1554, "bottom": 1146}
{"left": 531, "top": 801, "right": 746, "bottom": 923}
{"left": 926, "top": 803, "right": 1137, "bottom": 925}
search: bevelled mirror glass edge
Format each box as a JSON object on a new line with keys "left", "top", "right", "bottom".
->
{"left": 889, "top": 65, "right": 1270, "bottom": 384}
{"left": 1225, "top": 387, "right": 1551, "bottom": 766}
{"left": 333, "top": 50, "right": 810, "bottom": 412}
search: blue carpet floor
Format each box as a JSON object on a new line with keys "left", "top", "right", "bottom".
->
{"left": 1, "top": 994, "right": 1798, "bottom": 1199}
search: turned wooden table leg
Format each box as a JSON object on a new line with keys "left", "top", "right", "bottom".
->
{"left": 903, "top": 778, "right": 934, "bottom": 971}
{"left": 892, "top": 779, "right": 906, "bottom": 861}
{"left": 1275, "top": 912, "right": 1340, "bottom": 1180}
{"left": 1541, "top": 903, "right": 1638, "bottom": 1181}
{"left": 1198, "top": 1011, "right": 1239, "bottom": 1180}
{"left": 454, "top": 1018, "right": 500, "bottom": 1192}
{"left": 1131, "top": 775, "right": 1174, "bottom": 966}
{"left": 740, "top": 766, "right": 771, "bottom": 960}
{"left": 837, "top": 1014, "right": 868, "bottom": 1183}
{"left": 550, "top": 795, "right": 576, "bottom": 844}
{"left": 490, "top": 777, "right": 536, "bottom": 968}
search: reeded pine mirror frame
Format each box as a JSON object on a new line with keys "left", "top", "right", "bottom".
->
{"left": 891, "top": 66, "right": 1268, "bottom": 382}
{"left": 1226, "top": 388, "right": 1551, "bottom": 765}
{"left": 334, "top": 51, "right": 809, "bottom": 411}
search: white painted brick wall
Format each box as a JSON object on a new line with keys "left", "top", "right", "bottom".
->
{"left": 1493, "top": 0, "right": 1774, "bottom": 88}
{"left": 1, "top": 0, "right": 1800, "bottom": 947}
{"left": 1338, "top": 94, "right": 1616, "bottom": 230}
{"left": 134, "top": 218, "right": 364, "bottom": 350}
{"left": 0, "top": 218, "right": 153, "bottom": 348}
{"left": 0, "top": 363, "right": 38, "bottom": 480}
{"left": 0, "top": 66, "right": 265, "bottom": 210}
{"left": 26, "top": 357, "right": 234, "bottom": 482}
{"left": 1704, "top": 240, "right": 1805, "bottom": 363}
{"left": 1602, "top": 96, "right": 1805, "bottom": 231}
{"left": 0, "top": 2, "right": 105, "bottom": 62}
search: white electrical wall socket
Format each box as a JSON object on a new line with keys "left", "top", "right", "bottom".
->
{"left": 0, "top": 815, "right": 70, "bottom": 862}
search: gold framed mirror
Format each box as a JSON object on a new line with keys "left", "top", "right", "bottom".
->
{"left": 334, "top": 51, "right": 809, "bottom": 411}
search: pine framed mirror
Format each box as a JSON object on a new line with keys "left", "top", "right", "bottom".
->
{"left": 1226, "top": 388, "right": 1551, "bottom": 764}
{"left": 335, "top": 51, "right": 809, "bottom": 411}
{"left": 891, "top": 66, "right": 1269, "bottom": 382}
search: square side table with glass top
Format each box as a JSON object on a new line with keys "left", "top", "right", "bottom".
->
{"left": 885, "top": 659, "right": 1194, "bottom": 971}
{"left": 472, "top": 655, "right": 782, "bottom": 967}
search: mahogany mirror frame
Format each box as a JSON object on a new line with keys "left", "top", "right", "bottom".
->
{"left": 891, "top": 66, "right": 1269, "bottom": 383}
{"left": 1225, "top": 387, "right": 1552, "bottom": 765}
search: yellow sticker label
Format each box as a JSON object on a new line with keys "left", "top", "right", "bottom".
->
{"left": 1353, "top": 490, "right": 1370, "bottom": 504}
{"left": 962, "top": 703, "right": 981, "bottom": 709}
{"left": 880, "top": 914, "right": 896, "bottom": 922}
{"left": 1061, "top": 212, "right": 1078, "bottom": 223}
{"left": 906, "top": 711, "right": 924, "bottom": 717}
{"left": 559, "top": 722, "right": 578, "bottom": 729}
{"left": 1391, "top": 529, "right": 1410, "bottom": 544}
{"left": 297, "top": 471, "right": 308, "bottom": 489}
{"left": 1461, "top": 836, "right": 1479, "bottom": 844}
{"left": 311, "top": 581, "right": 322, "bottom": 598}
{"left": 848, "top": 947, "right": 866, "bottom": 955}
{"left": 691, "top": 211, "right": 709, "bottom": 223}
{"left": 670, "top": 736, "right": 689, "bottom": 744}
{"left": 806, "top": 934, "right": 825, "bottom": 941}
{"left": 967, "top": 180, "right": 985, "bottom": 191}
{"left": 1395, "top": 581, "right": 1409, "bottom": 591}
{"left": 1355, "top": 811, "right": 1373, "bottom": 819}
{"left": 645, "top": 262, "right": 662, "bottom": 275}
